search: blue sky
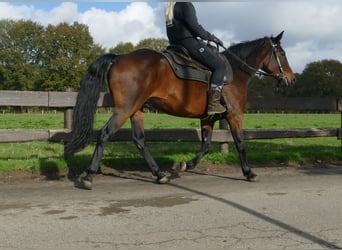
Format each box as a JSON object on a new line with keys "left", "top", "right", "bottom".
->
{"left": 2, "top": 1, "right": 342, "bottom": 73}
{"left": 10, "top": 2, "right": 157, "bottom": 12}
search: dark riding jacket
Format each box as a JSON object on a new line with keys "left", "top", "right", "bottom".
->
{"left": 166, "top": 2, "right": 215, "bottom": 43}
{"left": 166, "top": 2, "right": 226, "bottom": 87}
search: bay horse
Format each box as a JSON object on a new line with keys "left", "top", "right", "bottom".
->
{"left": 65, "top": 31, "right": 296, "bottom": 189}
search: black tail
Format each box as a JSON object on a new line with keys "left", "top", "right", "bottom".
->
{"left": 64, "top": 53, "right": 117, "bottom": 158}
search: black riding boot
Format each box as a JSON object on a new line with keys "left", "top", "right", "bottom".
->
{"left": 207, "top": 88, "right": 226, "bottom": 115}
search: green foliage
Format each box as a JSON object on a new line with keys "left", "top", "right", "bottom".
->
{"left": 286, "top": 60, "right": 342, "bottom": 97}
{"left": 108, "top": 38, "right": 169, "bottom": 54}
{"left": 249, "top": 59, "right": 342, "bottom": 98}
{"left": 0, "top": 20, "right": 45, "bottom": 90}
{"left": 0, "top": 20, "right": 104, "bottom": 91}
{"left": 0, "top": 113, "right": 341, "bottom": 174}
{"left": 135, "top": 38, "right": 169, "bottom": 52}
{"left": 247, "top": 76, "right": 279, "bottom": 97}
{"left": 108, "top": 42, "right": 134, "bottom": 54}
{"left": 42, "top": 22, "right": 104, "bottom": 91}
{"left": 0, "top": 20, "right": 169, "bottom": 92}
{"left": 1, "top": 19, "right": 341, "bottom": 99}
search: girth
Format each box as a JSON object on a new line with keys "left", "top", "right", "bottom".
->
{"left": 162, "top": 45, "right": 232, "bottom": 85}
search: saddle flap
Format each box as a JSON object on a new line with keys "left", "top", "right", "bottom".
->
{"left": 163, "top": 45, "right": 232, "bottom": 85}
{"left": 163, "top": 45, "right": 212, "bottom": 84}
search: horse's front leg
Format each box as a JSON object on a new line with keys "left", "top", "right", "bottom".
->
{"left": 180, "top": 119, "right": 214, "bottom": 171}
{"left": 231, "top": 129, "right": 257, "bottom": 181}
{"left": 131, "top": 111, "right": 168, "bottom": 184}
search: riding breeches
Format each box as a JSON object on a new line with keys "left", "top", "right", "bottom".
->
{"left": 176, "top": 38, "right": 226, "bottom": 87}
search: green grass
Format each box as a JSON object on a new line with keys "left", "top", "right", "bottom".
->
{"left": 0, "top": 112, "right": 200, "bottom": 129}
{"left": 243, "top": 113, "right": 340, "bottom": 129}
{"left": 1, "top": 112, "right": 340, "bottom": 129}
{"left": 0, "top": 112, "right": 341, "bottom": 175}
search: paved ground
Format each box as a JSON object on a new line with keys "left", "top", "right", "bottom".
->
{"left": 0, "top": 164, "right": 342, "bottom": 250}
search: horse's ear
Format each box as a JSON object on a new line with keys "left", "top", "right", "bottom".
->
{"left": 273, "top": 31, "right": 284, "bottom": 44}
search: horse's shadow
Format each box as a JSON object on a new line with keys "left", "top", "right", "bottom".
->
{"left": 65, "top": 155, "right": 183, "bottom": 187}
{"left": 186, "top": 169, "right": 246, "bottom": 181}
{"left": 65, "top": 155, "right": 248, "bottom": 190}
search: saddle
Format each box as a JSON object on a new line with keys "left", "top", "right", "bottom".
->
{"left": 162, "top": 45, "right": 232, "bottom": 85}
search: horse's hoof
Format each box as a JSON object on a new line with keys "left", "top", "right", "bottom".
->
{"left": 178, "top": 162, "right": 187, "bottom": 172}
{"left": 246, "top": 172, "right": 258, "bottom": 182}
{"left": 157, "top": 176, "right": 169, "bottom": 184}
{"left": 82, "top": 178, "right": 93, "bottom": 190}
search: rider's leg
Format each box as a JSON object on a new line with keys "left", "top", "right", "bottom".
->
{"left": 207, "top": 83, "right": 226, "bottom": 116}
{"left": 181, "top": 39, "right": 228, "bottom": 115}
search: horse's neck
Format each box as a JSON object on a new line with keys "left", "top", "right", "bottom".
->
{"left": 235, "top": 54, "right": 260, "bottom": 79}
{"left": 227, "top": 38, "right": 267, "bottom": 76}
{"left": 250, "top": 50, "right": 266, "bottom": 70}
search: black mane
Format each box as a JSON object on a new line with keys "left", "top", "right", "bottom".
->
{"left": 223, "top": 37, "right": 268, "bottom": 67}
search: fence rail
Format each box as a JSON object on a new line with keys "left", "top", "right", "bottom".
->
{"left": 0, "top": 90, "right": 341, "bottom": 143}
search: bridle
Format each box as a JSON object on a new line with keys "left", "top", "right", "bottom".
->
{"left": 259, "top": 39, "right": 286, "bottom": 82}
{"left": 221, "top": 38, "right": 287, "bottom": 83}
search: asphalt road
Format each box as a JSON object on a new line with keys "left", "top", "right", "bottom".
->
{"left": 1, "top": 164, "right": 342, "bottom": 250}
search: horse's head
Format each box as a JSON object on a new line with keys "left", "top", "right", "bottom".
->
{"left": 261, "top": 31, "right": 296, "bottom": 87}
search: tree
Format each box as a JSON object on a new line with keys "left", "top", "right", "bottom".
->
{"left": 42, "top": 22, "right": 104, "bottom": 91}
{"left": 248, "top": 75, "right": 279, "bottom": 97}
{"left": 109, "top": 42, "right": 134, "bottom": 54}
{"left": 286, "top": 60, "right": 342, "bottom": 97}
{"left": 0, "top": 19, "right": 45, "bottom": 90}
{"left": 0, "top": 20, "right": 104, "bottom": 91}
{"left": 109, "top": 38, "right": 169, "bottom": 55}
{"left": 135, "top": 38, "right": 169, "bottom": 52}
{"left": 2, "top": 19, "right": 339, "bottom": 97}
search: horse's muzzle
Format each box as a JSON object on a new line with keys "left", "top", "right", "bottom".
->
{"left": 279, "top": 74, "right": 295, "bottom": 87}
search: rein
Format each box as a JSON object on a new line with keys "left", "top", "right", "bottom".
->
{"left": 221, "top": 38, "right": 285, "bottom": 81}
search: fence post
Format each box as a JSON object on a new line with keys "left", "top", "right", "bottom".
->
{"left": 219, "top": 119, "right": 229, "bottom": 153}
{"left": 64, "top": 88, "right": 74, "bottom": 131}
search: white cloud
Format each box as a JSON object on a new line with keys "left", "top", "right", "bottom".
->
{"left": 1, "top": 1, "right": 342, "bottom": 73}
{"left": 0, "top": 2, "right": 79, "bottom": 25}
{"left": 0, "top": 2, "right": 163, "bottom": 49}
{"left": 32, "top": 2, "right": 79, "bottom": 26}
{"left": 79, "top": 2, "right": 163, "bottom": 48}
{"left": 286, "top": 41, "right": 315, "bottom": 73}
{"left": 194, "top": 1, "right": 342, "bottom": 73}
{"left": 0, "top": 2, "right": 35, "bottom": 20}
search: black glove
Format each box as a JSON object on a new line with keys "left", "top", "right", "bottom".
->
{"left": 211, "top": 35, "right": 224, "bottom": 47}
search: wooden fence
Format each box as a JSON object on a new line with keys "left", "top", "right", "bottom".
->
{"left": 0, "top": 90, "right": 341, "bottom": 145}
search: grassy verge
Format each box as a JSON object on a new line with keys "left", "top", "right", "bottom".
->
{"left": 1, "top": 112, "right": 339, "bottom": 129}
{"left": 0, "top": 113, "right": 341, "bottom": 175}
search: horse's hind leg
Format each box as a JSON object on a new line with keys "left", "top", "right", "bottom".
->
{"left": 131, "top": 111, "right": 168, "bottom": 184}
{"left": 180, "top": 119, "right": 214, "bottom": 171}
{"left": 82, "top": 112, "right": 128, "bottom": 189}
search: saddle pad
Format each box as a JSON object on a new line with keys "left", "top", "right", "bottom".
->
{"left": 162, "top": 47, "right": 212, "bottom": 84}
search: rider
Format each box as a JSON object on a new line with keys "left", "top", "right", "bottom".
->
{"left": 165, "top": 2, "right": 229, "bottom": 115}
